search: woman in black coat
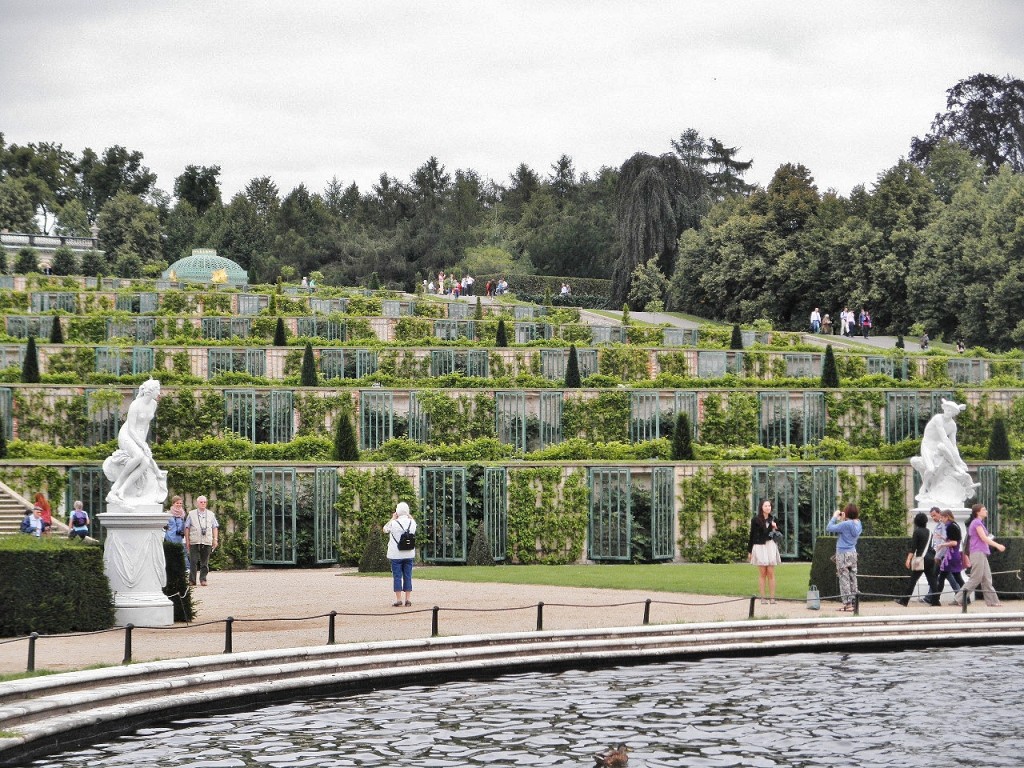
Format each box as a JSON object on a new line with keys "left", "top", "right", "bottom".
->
{"left": 896, "top": 512, "right": 930, "bottom": 606}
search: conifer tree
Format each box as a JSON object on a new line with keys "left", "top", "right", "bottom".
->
{"left": 496, "top": 318, "right": 508, "bottom": 347}
{"left": 49, "top": 316, "right": 64, "bottom": 344}
{"left": 671, "top": 412, "right": 694, "bottom": 460}
{"left": 475, "top": 296, "right": 483, "bottom": 320}
{"left": 300, "top": 342, "right": 318, "bottom": 386}
{"left": 821, "top": 344, "right": 840, "bottom": 388}
{"left": 21, "top": 336, "right": 40, "bottom": 383}
{"left": 544, "top": 284, "right": 553, "bottom": 306}
{"left": 565, "top": 344, "right": 582, "bottom": 388}
{"left": 273, "top": 316, "right": 287, "bottom": 346}
{"left": 988, "top": 416, "right": 1012, "bottom": 460}
{"left": 333, "top": 413, "right": 360, "bottom": 461}
{"left": 466, "top": 525, "right": 496, "bottom": 566}
{"left": 622, "top": 303, "right": 631, "bottom": 325}
{"left": 358, "top": 525, "right": 389, "bottom": 572}
{"left": 268, "top": 292, "right": 277, "bottom": 315}
{"left": 729, "top": 324, "right": 743, "bottom": 350}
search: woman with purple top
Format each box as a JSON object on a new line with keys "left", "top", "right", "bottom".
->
{"left": 827, "top": 503, "right": 862, "bottom": 611}
{"left": 954, "top": 503, "right": 1005, "bottom": 607}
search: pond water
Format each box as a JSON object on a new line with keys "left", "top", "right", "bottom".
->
{"left": 32, "top": 644, "right": 1024, "bottom": 767}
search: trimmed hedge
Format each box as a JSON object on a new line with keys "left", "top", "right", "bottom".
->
{"left": 810, "top": 536, "right": 1024, "bottom": 602}
{"left": 0, "top": 536, "right": 115, "bottom": 634}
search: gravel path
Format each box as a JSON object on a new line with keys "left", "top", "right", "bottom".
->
{"left": 0, "top": 567, "right": 962, "bottom": 675}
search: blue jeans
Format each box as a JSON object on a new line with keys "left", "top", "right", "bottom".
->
{"left": 391, "top": 558, "right": 413, "bottom": 593}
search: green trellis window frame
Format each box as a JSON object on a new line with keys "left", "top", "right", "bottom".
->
{"left": 359, "top": 389, "right": 394, "bottom": 450}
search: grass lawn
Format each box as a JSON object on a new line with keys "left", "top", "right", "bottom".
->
{"left": 414, "top": 563, "right": 812, "bottom": 600}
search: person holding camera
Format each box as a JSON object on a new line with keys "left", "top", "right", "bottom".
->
{"left": 827, "top": 503, "right": 862, "bottom": 611}
{"left": 748, "top": 498, "right": 782, "bottom": 605}
{"left": 184, "top": 496, "right": 218, "bottom": 587}
{"left": 383, "top": 501, "right": 417, "bottom": 607}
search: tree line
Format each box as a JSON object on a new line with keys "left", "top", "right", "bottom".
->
{"left": 1, "top": 73, "right": 1022, "bottom": 348}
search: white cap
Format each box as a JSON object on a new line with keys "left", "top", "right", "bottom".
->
{"left": 395, "top": 501, "right": 410, "bottom": 516}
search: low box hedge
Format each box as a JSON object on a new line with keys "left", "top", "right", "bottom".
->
{"left": 0, "top": 536, "right": 115, "bottom": 634}
{"left": 810, "top": 536, "right": 1024, "bottom": 602}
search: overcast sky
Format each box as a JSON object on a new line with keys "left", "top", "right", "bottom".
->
{"left": 2, "top": 1, "right": 1023, "bottom": 203}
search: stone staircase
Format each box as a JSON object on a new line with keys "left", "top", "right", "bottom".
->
{"left": 0, "top": 481, "right": 67, "bottom": 536}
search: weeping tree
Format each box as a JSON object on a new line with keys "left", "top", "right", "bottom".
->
{"left": 611, "top": 152, "right": 709, "bottom": 306}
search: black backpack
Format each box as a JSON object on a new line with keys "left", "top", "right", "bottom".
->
{"left": 395, "top": 520, "right": 416, "bottom": 551}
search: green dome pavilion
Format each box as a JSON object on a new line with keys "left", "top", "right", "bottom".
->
{"left": 163, "top": 248, "right": 248, "bottom": 286}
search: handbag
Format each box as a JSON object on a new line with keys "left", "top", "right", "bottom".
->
{"left": 806, "top": 584, "right": 820, "bottom": 610}
{"left": 910, "top": 554, "right": 925, "bottom": 571}
{"left": 769, "top": 529, "right": 784, "bottom": 545}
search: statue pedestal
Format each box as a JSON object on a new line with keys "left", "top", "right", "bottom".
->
{"left": 100, "top": 503, "right": 174, "bottom": 627}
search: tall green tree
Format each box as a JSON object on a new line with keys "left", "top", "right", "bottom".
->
{"left": 333, "top": 413, "right": 359, "bottom": 461}
{"left": 75, "top": 144, "right": 158, "bottom": 219}
{"left": 49, "top": 316, "right": 64, "bottom": 344}
{"left": 273, "top": 317, "right": 288, "bottom": 346}
{"left": 173, "top": 164, "right": 222, "bottom": 215}
{"left": 821, "top": 345, "right": 839, "bottom": 388}
{"left": 988, "top": 417, "right": 1011, "bottom": 460}
{"left": 911, "top": 73, "right": 1024, "bottom": 174}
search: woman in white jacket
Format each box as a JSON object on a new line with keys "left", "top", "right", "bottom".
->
{"left": 383, "top": 501, "right": 417, "bottom": 607}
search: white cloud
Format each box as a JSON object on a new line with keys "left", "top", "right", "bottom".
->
{"left": 1, "top": 0, "right": 1022, "bottom": 200}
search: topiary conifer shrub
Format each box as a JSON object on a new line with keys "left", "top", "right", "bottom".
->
{"left": 300, "top": 342, "right": 318, "bottom": 386}
{"left": 358, "top": 525, "right": 390, "bottom": 572}
{"left": 729, "top": 324, "right": 743, "bottom": 350}
{"left": 496, "top": 318, "right": 508, "bottom": 347}
{"left": 671, "top": 412, "right": 694, "bottom": 460}
{"left": 564, "top": 344, "right": 581, "bottom": 388}
{"left": 21, "top": 336, "right": 40, "bottom": 383}
{"left": 273, "top": 316, "right": 288, "bottom": 346}
{"left": 467, "top": 525, "right": 496, "bottom": 566}
{"left": 333, "top": 413, "right": 360, "bottom": 461}
{"left": 49, "top": 316, "right": 64, "bottom": 344}
{"left": 475, "top": 296, "right": 483, "bottom": 320}
{"left": 988, "top": 417, "right": 1012, "bottom": 460}
{"left": 821, "top": 344, "right": 840, "bottom": 388}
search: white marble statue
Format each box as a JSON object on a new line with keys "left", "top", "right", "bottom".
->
{"left": 910, "top": 398, "right": 979, "bottom": 509}
{"left": 103, "top": 378, "right": 168, "bottom": 507}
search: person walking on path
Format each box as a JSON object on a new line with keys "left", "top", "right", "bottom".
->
{"left": 896, "top": 512, "right": 932, "bottom": 606}
{"left": 383, "top": 501, "right": 417, "bottom": 607}
{"left": 935, "top": 509, "right": 965, "bottom": 600}
{"left": 954, "top": 503, "right": 1005, "bottom": 607}
{"left": 185, "top": 496, "right": 219, "bottom": 587}
{"left": 748, "top": 499, "right": 782, "bottom": 605}
{"left": 827, "top": 503, "right": 862, "bottom": 611}
{"left": 809, "top": 307, "right": 821, "bottom": 333}
{"left": 923, "top": 506, "right": 946, "bottom": 605}
{"left": 164, "top": 495, "right": 190, "bottom": 571}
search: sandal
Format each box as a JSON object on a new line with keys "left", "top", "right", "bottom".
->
{"left": 760, "top": 599, "right": 768, "bottom": 605}
{"left": 404, "top": 600, "right": 412, "bottom": 607}
{"left": 769, "top": 599, "right": 777, "bottom": 605}
{"left": 392, "top": 601, "right": 403, "bottom": 607}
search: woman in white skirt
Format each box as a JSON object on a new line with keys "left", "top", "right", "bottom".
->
{"left": 748, "top": 499, "right": 782, "bottom": 604}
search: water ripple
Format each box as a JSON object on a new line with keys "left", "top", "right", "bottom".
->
{"left": 31, "top": 645, "right": 1024, "bottom": 767}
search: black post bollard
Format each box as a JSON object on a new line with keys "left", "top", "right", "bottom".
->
{"left": 224, "top": 616, "right": 234, "bottom": 654}
{"left": 27, "top": 632, "right": 37, "bottom": 673}
{"left": 853, "top": 594, "right": 860, "bottom": 616}
{"left": 431, "top": 606, "right": 439, "bottom": 637}
{"left": 748, "top": 596, "right": 756, "bottom": 619}
{"left": 536, "top": 602, "right": 544, "bottom": 631}
{"left": 328, "top": 611, "right": 337, "bottom": 645}
{"left": 643, "top": 598, "right": 651, "bottom": 625}
{"left": 961, "top": 596, "right": 969, "bottom": 614}
{"left": 123, "top": 624, "right": 134, "bottom": 665}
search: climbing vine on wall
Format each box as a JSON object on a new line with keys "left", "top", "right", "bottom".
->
{"left": 838, "top": 469, "right": 907, "bottom": 536}
{"left": 699, "top": 392, "right": 757, "bottom": 447}
{"left": 562, "top": 392, "right": 629, "bottom": 443}
{"left": 336, "top": 467, "right": 418, "bottom": 565}
{"left": 677, "top": 467, "right": 751, "bottom": 562}
{"left": 164, "top": 464, "right": 252, "bottom": 569}
{"left": 506, "top": 468, "right": 588, "bottom": 564}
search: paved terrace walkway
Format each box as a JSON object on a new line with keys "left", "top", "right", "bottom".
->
{"left": 0, "top": 568, "right": 1003, "bottom": 676}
